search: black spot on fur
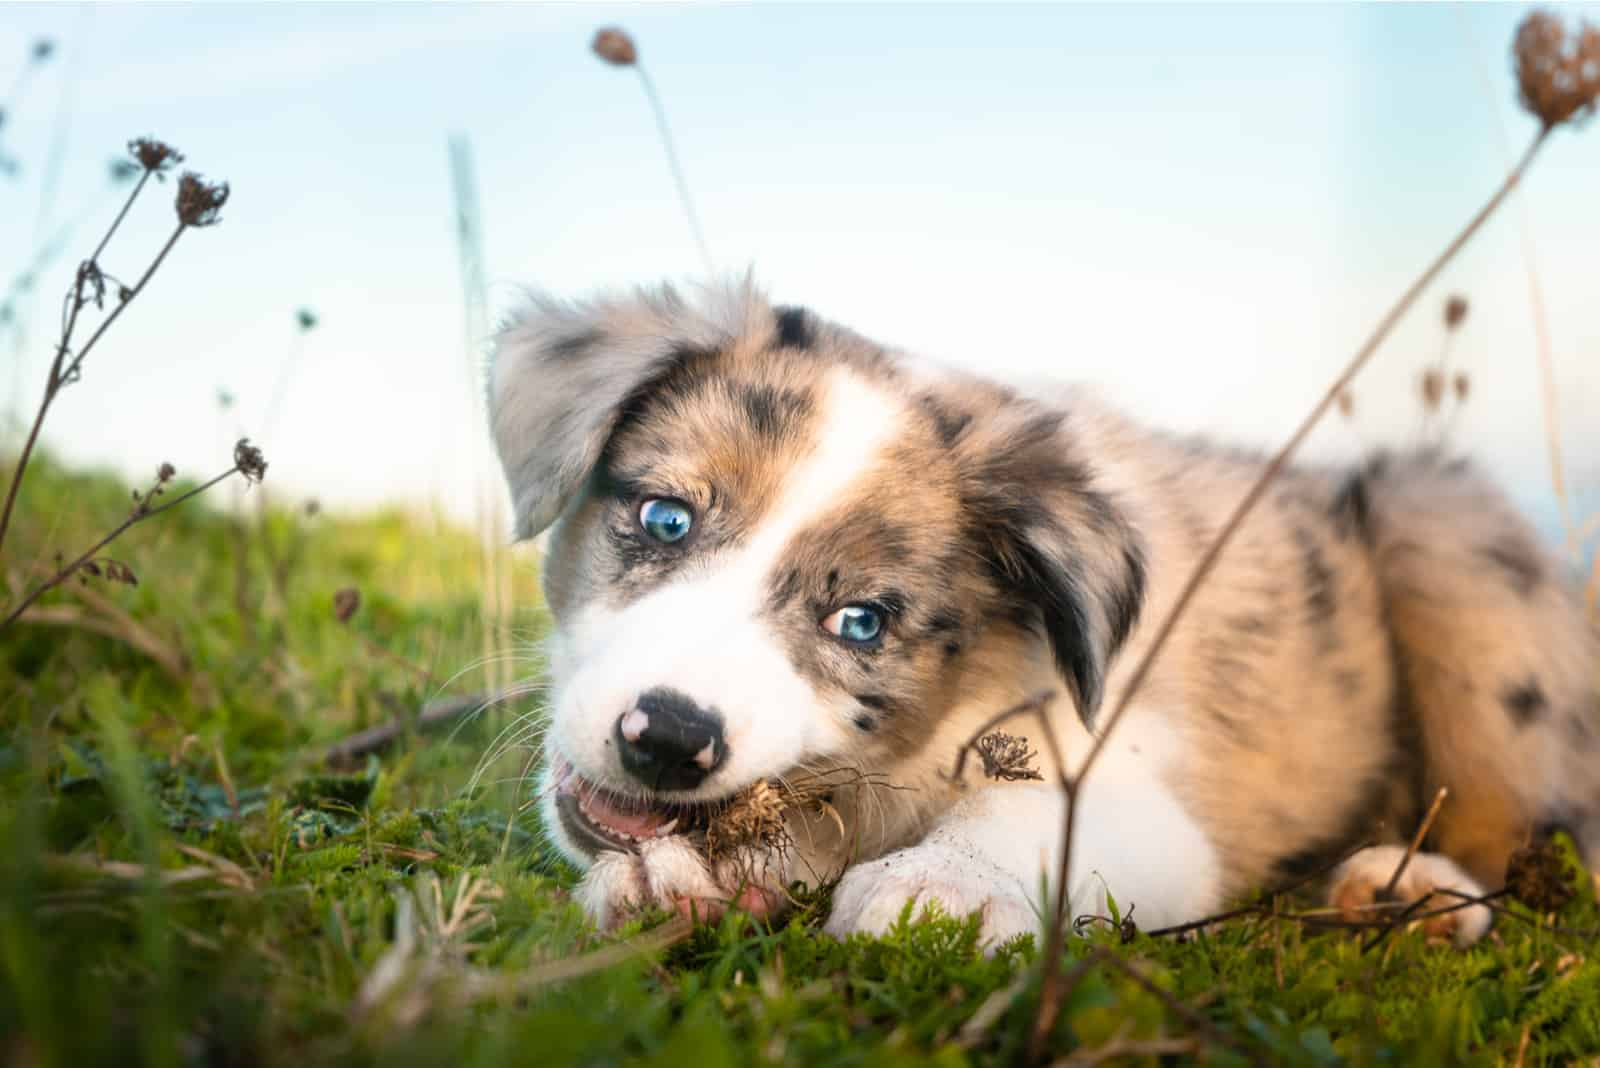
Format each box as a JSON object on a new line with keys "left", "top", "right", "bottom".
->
{"left": 855, "top": 693, "right": 897, "bottom": 714}
{"left": 853, "top": 714, "right": 877, "bottom": 732}
{"left": 1502, "top": 678, "right": 1548, "bottom": 727}
{"left": 1107, "top": 543, "right": 1146, "bottom": 648}
{"left": 1479, "top": 535, "right": 1542, "bottom": 597}
{"left": 1329, "top": 470, "right": 1375, "bottom": 543}
{"left": 547, "top": 327, "right": 603, "bottom": 360}
{"left": 926, "top": 610, "right": 963, "bottom": 635}
{"left": 768, "top": 566, "right": 802, "bottom": 612}
{"left": 1294, "top": 526, "right": 1337, "bottom": 626}
{"left": 918, "top": 395, "right": 973, "bottom": 447}
{"left": 943, "top": 640, "right": 962, "bottom": 659}
{"left": 773, "top": 305, "right": 814, "bottom": 350}
{"left": 1383, "top": 623, "right": 1429, "bottom": 829}
{"left": 740, "top": 384, "right": 810, "bottom": 442}
{"left": 603, "top": 343, "right": 723, "bottom": 448}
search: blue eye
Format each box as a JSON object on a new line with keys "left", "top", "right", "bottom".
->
{"left": 822, "top": 604, "right": 884, "bottom": 645}
{"left": 638, "top": 498, "right": 693, "bottom": 544}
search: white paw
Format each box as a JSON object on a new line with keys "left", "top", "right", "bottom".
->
{"left": 824, "top": 844, "right": 1040, "bottom": 949}
{"left": 574, "top": 837, "right": 780, "bottom": 930}
{"left": 1329, "top": 845, "right": 1493, "bottom": 947}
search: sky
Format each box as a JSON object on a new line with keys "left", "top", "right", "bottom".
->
{"left": 1, "top": 2, "right": 1597, "bottom": 546}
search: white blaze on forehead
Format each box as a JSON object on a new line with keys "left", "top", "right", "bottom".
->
{"left": 736, "top": 366, "right": 905, "bottom": 588}
{"left": 546, "top": 366, "right": 909, "bottom": 800}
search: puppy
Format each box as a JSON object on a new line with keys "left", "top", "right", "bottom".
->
{"left": 488, "top": 280, "right": 1599, "bottom": 946}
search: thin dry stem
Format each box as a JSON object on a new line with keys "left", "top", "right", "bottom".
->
{"left": 1028, "top": 126, "right": 1553, "bottom": 1064}
{"left": 0, "top": 460, "right": 250, "bottom": 632}
{"left": 0, "top": 165, "right": 194, "bottom": 560}
{"left": 635, "top": 66, "right": 714, "bottom": 277}
{"left": 1380, "top": 786, "right": 1449, "bottom": 900}
{"left": 945, "top": 691, "right": 1061, "bottom": 787}
{"left": 1524, "top": 249, "right": 1578, "bottom": 558}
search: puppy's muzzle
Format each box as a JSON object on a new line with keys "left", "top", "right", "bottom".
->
{"left": 616, "top": 687, "right": 726, "bottom": 791}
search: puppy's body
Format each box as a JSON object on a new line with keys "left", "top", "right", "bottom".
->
{"left": 490, "top": 281, "right": 1599, "bottom": 943}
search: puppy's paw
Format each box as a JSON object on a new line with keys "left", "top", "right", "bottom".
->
{"left": 574, "top": 838, "right": 779, "bottom": 930}
{"left": 1329, "top": 845, "right": 1492, "bottom": 946}
{"left": 575, "top": 850, "right": 649, "bottom": 930}
{"left": 823, "top": 844, "right": 1038, "bottom": 949}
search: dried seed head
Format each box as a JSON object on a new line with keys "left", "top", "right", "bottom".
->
{"left": 233, "top": 438, "right": 267, "bottom": 484}
{"left": 157, "top": 462, "right": 176, "bottom": 483}
{"left": 592, "top": 27, "right": 638, "bottom": 67}
{"left": 1514, "top": 10, "right": 1600, "bottom": 129}
{"left": 975, "top": 732, "right": 1044, "bottom": 782}
{"left": 1336, "top": 389, "right": 1356, "bottom": 420}
{"left": 176, "top": 172, "right": 230, "bottom": 227}
{"left": 1420, "top": 368, "right": 1445, "bottom": 412}
{"left": 1453, "top": 372, "right": 1471, "bottom": 403}
{"left": 1505, "top": 840, "right": 1576, "bottom": 913}
{"left": 333, "top": 587, "right": 361, "bottom": 623}
{"left": 80, "top": 560, "right": 102, "bottom": 578}
{"left": 128, "top": 138, "right": 183, "bottom": 176}
{"left": 1444, "top": 294, "right": 1469, "bottom": 330}
{"left": 704, "top": 780, "right": 790, "bottom": 861}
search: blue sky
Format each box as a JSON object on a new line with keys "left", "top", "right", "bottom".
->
{"left": 1, "top": 3, "right": 1597, "bottom": 542}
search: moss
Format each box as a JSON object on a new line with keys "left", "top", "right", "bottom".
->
{"left": 3, "top": 457, "right": 1598, "bottom": 1066}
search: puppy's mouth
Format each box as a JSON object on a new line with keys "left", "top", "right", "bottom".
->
{"left": 551, "top": 760, "right": 722, "bottom": 856}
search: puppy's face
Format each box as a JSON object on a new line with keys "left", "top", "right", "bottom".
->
{"left": 489, "top": 287, "right": 1145, "bottom": 867}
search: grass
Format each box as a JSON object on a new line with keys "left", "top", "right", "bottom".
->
{"left": 3, "top": 455, "right": 1599, "bottom": 1068}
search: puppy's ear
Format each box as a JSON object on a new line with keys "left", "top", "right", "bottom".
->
{"left": 489, "top": 286, "right": 741, "bottom": 540}
{"left": 961, "top": 401, "right": 1147, "bottom": 730}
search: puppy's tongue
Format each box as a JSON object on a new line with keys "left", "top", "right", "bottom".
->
{"left": 580, "top": 790, "right": 674, "bottom": 838}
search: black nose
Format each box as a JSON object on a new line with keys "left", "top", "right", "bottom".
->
{"left": 616, "top": 688, "right": 726, "bottom": 791}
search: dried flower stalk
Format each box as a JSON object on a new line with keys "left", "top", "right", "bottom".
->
{"left": 0, "top": 138, "right": 230, "bottom": 560}
{"left": 0, "top": 444, "right": 267, "bottom": 633}
{"left": 590, "top": 26, "right": 713, "bottom": 277}
{"left": 1028, "top": 29, "right": 1580, "bottom": 1053}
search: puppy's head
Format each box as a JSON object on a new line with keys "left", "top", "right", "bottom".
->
{"left": 490, "top": 281, "right": 1145, "bottom": 866}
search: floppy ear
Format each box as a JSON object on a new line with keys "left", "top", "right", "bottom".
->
{"left": 489, "top": 285, "right": 750, "bottom": 540}
{"left": 961, "top": 401, "right": 1147, "bottom": 731}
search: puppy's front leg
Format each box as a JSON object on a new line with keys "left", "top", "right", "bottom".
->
{"left": 824, "top": 774, "right": 1224, "bottom": 947}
